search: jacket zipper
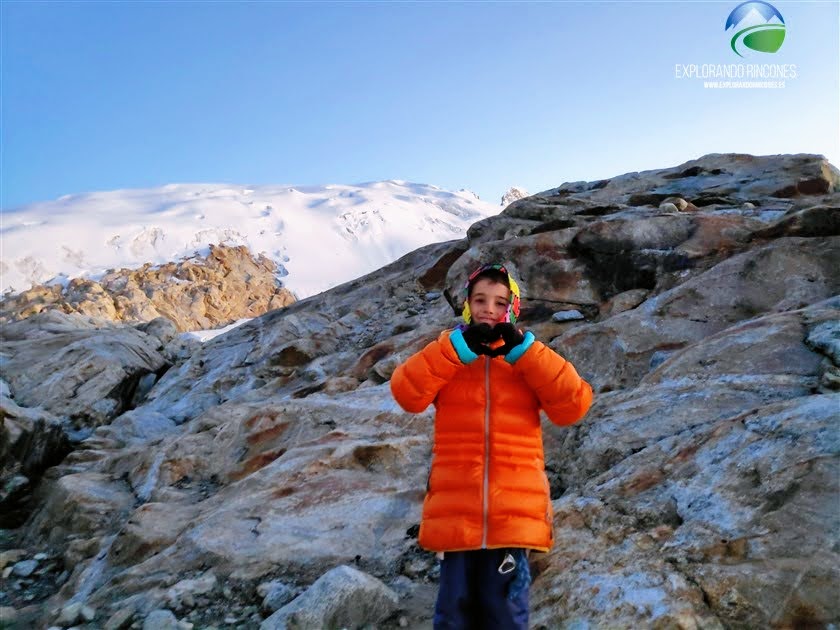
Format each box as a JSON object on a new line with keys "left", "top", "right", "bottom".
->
{"left": 481, "top": 356, "right": 490, "bottom": 549}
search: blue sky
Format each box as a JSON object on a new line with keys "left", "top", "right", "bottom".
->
{"left": 2, "top": 0, "right": 838, "bottom": 209}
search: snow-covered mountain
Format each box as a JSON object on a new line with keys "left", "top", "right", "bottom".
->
{"left": 0, "top": 181, "right": 500, "bottom": 299}
{"left": 501, "top": 186, "right": 530, "bottom": 207}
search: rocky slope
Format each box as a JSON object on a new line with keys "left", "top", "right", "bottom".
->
{"left": 0, "top": 244, "right": 295, "bottom": 333}
{"left": 0, "top": 153, "right": 838, "bottom": 629}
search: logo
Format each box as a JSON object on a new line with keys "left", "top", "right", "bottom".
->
{"left": 725, "top": 1, "right": 786, "bottom": 57}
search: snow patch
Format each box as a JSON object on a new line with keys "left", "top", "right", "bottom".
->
{"left": 183, "top": 318, "right": 253, "bottom": 343}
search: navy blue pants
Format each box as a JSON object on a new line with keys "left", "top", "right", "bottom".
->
{"left": 433, "top": 549, "right": 530, "bottom": 630}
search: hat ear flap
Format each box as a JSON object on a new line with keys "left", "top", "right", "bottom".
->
{"left": 462, "top": 300, "right": 472, "bottom": 324}
{"left": 510, "top": 294, "right": 520, "bottom": 324}
{"left": 508, "top": 276, "right": 521, "bottom": 323}
{"left": 508, "top": 276, "right": 520, "bottom": 298}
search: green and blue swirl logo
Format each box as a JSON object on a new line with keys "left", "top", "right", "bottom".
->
{"left": 725, "top": 1, "right": 786, "bottom": 57}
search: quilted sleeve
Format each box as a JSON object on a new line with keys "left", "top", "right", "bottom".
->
{"left": 390, "top": 330, "right": 466, "bottom": 413}
{"left": 511, "top": 340, "right": 593, "bottom": 426}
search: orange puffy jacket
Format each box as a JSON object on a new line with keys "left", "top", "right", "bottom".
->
{"left": 390, "top": 329, "right": 593, "bottom": 552}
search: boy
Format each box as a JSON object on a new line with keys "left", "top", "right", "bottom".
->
{"left": 390, "top": 263, "right": 593, "bottom": 629}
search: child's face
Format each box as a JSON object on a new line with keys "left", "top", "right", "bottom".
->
{"left": 468, "top": 278, "right": 511, "bottom": 325}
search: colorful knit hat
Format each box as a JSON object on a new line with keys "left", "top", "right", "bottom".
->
{"left": 461, "top": 263, "right": 521, "bottom": 325}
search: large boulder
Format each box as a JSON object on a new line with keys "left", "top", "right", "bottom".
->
{"left": 0, "top": 311, "right": 169, "bottom": 428}
{"left": 260, "top": 565, "right": 399, "bottom": 629}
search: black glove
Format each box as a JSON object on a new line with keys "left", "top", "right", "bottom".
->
{"left": 488, "top": 323, "right": 524, "bottom": 357}
{"left": 462, "top": 323, "right": 495, "bottom": 355}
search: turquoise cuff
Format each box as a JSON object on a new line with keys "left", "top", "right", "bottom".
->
{"left": 450, "top": 329, "right": 479, "bottom": 364}
{"left": 505, "top": 331, "right": 536, "bottom": 364}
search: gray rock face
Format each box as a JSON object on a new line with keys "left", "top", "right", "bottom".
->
{"left": 557, "top": 236, "right": 840, "bottom": 391}
{"left": 258, "top": 580, "right": 296, "bottom": 613}
{"left": 533, "top": 392, "right": 839, "bottom": 629}
{"left": 0, "top": 310, "right": 170, "bottom": 519}
{"left": 3, "top": 154, "right": 838, "bottom": 628}
{"left": 259, "top": 565, "right": 399, "bottom": 630}
{"left": 0, "top": 394, "right": 68, "bottom": 521}
{"left": 1, "top": 311, "right": 168, "bottom": 427}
